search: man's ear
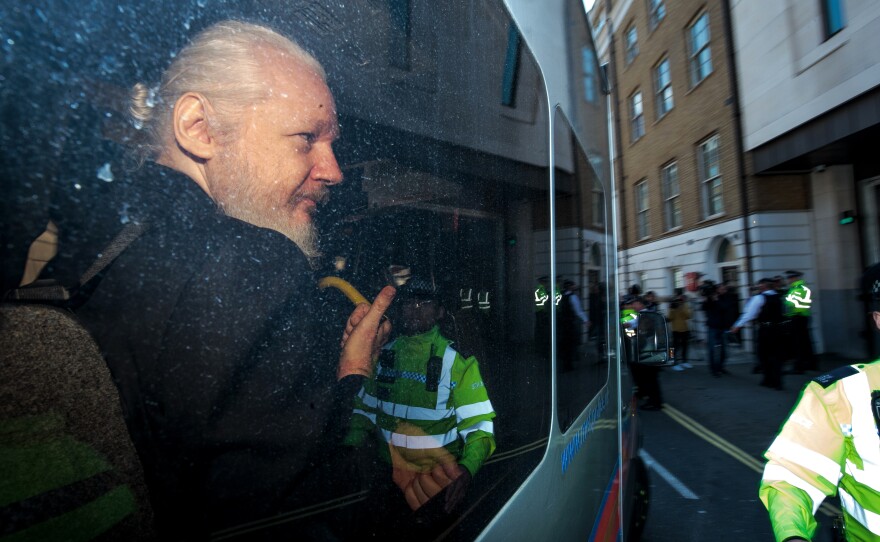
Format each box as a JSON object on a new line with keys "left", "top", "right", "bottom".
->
{"left": 873, "top": 311, "right": 880, "bottom": 331}
{"left": 172, "top": 92, "right": 218, "bottom": 160}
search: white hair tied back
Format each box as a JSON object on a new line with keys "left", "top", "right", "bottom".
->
{"left": 146, "top": 86, "right": 158, "bottom": 108}
{"left": 129, "top": 82, "right": 155, "bottom": 128}
{"left": 128, "top": 19, "right": 325, "bottom": 162}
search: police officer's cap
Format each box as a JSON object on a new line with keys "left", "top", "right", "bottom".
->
{"left": 397, "top": 274, "right": 440, "bottom": 300}
{"left": 784, "top": 270, "right": 803, "bottom": 279}
{"left": 621, "top": 294, "right": 643, "bottom": 307}
{"left": 862, "top": 263, "right": 880, "bottom": 310}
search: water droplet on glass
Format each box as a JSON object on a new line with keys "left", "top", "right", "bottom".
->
{"left": 97, "top": 163, "right": 114, "bottom": 182}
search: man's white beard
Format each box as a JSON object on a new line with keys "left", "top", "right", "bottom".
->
{"left": 211, "top": 148, "right": 322, "bottom": 263}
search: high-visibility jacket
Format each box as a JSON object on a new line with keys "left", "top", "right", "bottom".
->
{"left": 759, "top": 361, "right": 880, "bottom": 541}
{"left": 620, "top": 308, "right": 638, "bottom": 332}
{"left": 785, "top": 279, "right": 813, "bottom": 317}
{"left": 535, "top": 284, "right": 550, "bottom": 311}
{"left": 345, "top": 326, "right": 496, "bottom": 476}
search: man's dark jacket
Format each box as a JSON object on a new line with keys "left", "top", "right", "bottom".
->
{"left": 702, "top": 294, "right": 736, "bottom": 330}
{"left": 76, "top": 162, "right": 358, "bottom": 537}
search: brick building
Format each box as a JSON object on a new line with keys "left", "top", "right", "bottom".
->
{"left": 590, "top": 0, "right": 818, "bottom": 351}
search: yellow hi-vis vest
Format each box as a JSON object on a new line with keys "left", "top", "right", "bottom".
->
{"left": 760, "top": 361, "right": 880, "bottom": 541}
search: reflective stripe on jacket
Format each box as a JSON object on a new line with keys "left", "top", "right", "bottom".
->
{"left": 785, "top": 279, "right": 813, "bottom": 317}
{"left": 759, "top": 362, "right": 880, "bottom": 541}
{"left": 346, "top": 326, "right": 496, "bottom": 476}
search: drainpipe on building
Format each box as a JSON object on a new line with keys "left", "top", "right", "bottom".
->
{"left": 721, "top": 0, "right": 754, "bottom": 290}
{"left": 603, "top": 0, "right": 631, "bottom": 285}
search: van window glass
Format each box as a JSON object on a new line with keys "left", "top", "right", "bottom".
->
{"left": 554, "top": 106, "right": 613, "bottom": 432}
{"left": 1, "top": 0, "right": 552, "bottom": 539}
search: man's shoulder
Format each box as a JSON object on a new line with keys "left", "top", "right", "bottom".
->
{"left": 431, "top": 333, "right": 477, "bottom": 361}
{"left": 811, "top": 365, "right": 861, "bottom": 389}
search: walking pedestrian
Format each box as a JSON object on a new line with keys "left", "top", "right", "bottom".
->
{"left": 701, "top": 281, "right": 734, "bottom": 377}
{"left": 667, "top": 288, "right": 692, "bottom": 371}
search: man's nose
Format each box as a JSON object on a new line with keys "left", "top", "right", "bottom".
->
{"left": 314, "top": 146, "right": 343, "bottom": 186}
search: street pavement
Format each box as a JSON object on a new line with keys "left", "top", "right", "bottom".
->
{"left": 658, "top": 339, "right": 863, "bottom": 460}
{"left": 638, "top": 339, "right": 863, "bottom": 541}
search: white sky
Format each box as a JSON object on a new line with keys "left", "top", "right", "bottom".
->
{"left": 583, "top": 0, "right": 596, "bottom": 12}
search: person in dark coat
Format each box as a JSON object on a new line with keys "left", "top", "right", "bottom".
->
{"left": 731, "top": 278, "right": 785, "bottom": 390}
{"left": 558, "top": 279, "right": 588, "bottom": 371}
{"left": 589, "top": 282, "right": 608, "bottom": 354}
{"left": 701, "top": 281, "right": 735, "bottom": 377}
{"left": 72, "top": 20, "right": 395, "bottom": 539}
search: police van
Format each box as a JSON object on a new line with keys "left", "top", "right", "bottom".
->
{"left": 0, "top": 0, "right": 671, "bottom": 539}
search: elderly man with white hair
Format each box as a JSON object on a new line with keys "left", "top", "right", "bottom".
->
{"left": 75, "top": 20, "right": 394, "bottom": 537}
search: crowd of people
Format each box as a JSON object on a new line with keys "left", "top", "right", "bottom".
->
{"left": 622, "top": 267, "right": 880, "bottom": 541}
{"left": 615, "top": 270, "right": 819, "bottom": 410}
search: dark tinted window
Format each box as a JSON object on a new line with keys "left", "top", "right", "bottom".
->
{"left": 1, "top": 1, "right": 553, "bottom": 539}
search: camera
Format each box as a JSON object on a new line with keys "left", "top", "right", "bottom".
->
{"left": 699, "top": 280, "right": 717, "bottom": 298}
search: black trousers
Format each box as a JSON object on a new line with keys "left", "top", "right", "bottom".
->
{"left": 672, "top": 331, "right": 690, "bottom": 363}
{"left": 758, "top": 326, "right": 783, "bottom": 388}
{"left": 790, "top": 315, "right": 817, "bottom": 371}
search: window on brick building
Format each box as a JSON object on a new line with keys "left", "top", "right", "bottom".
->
{"left": 698, "top": 135, "right": 723, "bottom": 217}
{"left": 625, "top": 24, "right": 638, "bottom": 65}
{"left": 630, "top": 90, "right": 644, "bottom": 141}
{"left": 654, "top": 57, "right": 673, "bottom": 118}
{"left": 687, "top": 12, "right": 712, "bottom": 86}
{"left": 821, "top": 0, "right": 846, "bottom": 38}
{"left": 647, "top": 0, "right": 666, "bottom": 31}
{"left": 635, "top": 180, "right": 649, "bottom": 239}
{"left": 661, "top": 161, "right": 680, "bottom": 230}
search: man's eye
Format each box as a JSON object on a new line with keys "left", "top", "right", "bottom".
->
{"left": 299, "top": 133, "right": 316, "bottom": 145}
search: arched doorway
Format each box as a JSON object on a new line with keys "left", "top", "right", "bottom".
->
{"left": 715, "top": 237, "right": 739, "bottom": 287}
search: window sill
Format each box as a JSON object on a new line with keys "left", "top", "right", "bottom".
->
{"left": 698, "top": 212, "right": 725, "bottom": 224}
{"left": 795, "top": 34, "right": 848, "bottom": 75}
{"left": 653, "top": 109, "right": 673, "bottom": 125}
{"left": 685, "top": 70, "right": 714, "bottom": 95}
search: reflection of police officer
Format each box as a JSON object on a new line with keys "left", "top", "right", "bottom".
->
{"left": 784, "top": 270, "right": 817, "bottom": 373}
{"left": 621, "top": 295, "right": 663, "bottom": 411}
{"left": 347, "top": 275, "right": 496, "bottom": 534}
{"left": 559, "top": 280, "right": 588, "bottom": 371}
{"left": 759, "top": 263, "right": 880, "bottom": 541}
{"left": 534, "top": 276, "right": 551, "bottom": 354}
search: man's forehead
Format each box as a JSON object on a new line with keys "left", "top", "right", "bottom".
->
{"left": 259, "top": 64, "right": 339, "bottom": 132}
